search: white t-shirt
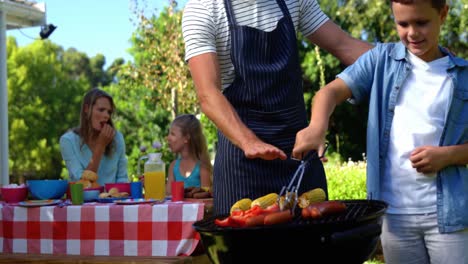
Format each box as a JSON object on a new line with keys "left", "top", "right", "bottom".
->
{"left": 182, "top": 0, "right": 329, "bottom": 90}
{"left": 382, "top": 51, "right": 452, "bottom": 214}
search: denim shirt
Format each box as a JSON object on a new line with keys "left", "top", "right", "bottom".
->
{"left": 338, "top": 42, "right": 468, "bottom": 233}
{"left": 59, "top": 130, "right": 129, "bottom": 185}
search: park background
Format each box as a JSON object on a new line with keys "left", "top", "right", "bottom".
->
{"left": 5, "top": 0, "right": 467, "bottom": 184}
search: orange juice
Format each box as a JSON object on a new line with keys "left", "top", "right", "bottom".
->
{"left": 144, "top": 171, "right": 166, "bottom": 200}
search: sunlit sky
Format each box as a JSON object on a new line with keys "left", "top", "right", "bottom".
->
{"left": 7, "top": 0, "right": 188, "bottom": 68}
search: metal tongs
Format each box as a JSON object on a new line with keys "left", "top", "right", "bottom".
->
{"left": 278, "top": 143, "right": 329, "bottom": 214}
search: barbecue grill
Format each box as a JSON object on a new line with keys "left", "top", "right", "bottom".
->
{"left": 193, "top": 199, "right": 387, "bottom": 264}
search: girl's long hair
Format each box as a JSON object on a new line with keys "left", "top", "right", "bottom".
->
{"left": 72, "top": 88, "right": 116, "bottom": 156}
{"left": 172, "top": 114, "right": 213, "bottom": 177}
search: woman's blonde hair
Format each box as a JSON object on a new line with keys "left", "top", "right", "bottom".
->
{"left": 171, "top": 114, "right": 213, "bottom": 176}
{"left": 73, "top": 88, "right": 116, "bottom": 156}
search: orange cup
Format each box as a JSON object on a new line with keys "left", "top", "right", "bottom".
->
{"left": 171, "top": 181, "right": 184, "bottom": 202}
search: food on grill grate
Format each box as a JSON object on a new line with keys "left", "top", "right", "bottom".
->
{"left": 278, "top": 192, "right": 296, "bottom": 210}
{"left": 263, "top": 210, "right": 293, "bottom": 225}
{"left": 244, "top": 214, "right": 266, "bottom": 227}
{"left": 225, "top": 188, "right": 328, "bottom": 226}
{"left": 216, "top": 203, "right": 285, "bottom": 227}
{"left": 251, "top": 193, "right": 278, "bottom": 209}
{"left": 297, "top": 188, "right": 326, "bottom": 208}
{"left": 230, "top": 198, "right": 252, "bottom": 213}
{"left": 204, "top": 200, "right": 386, "bottom": 229}
{"left": 301, "top": 200, "right": 347, "bottom": 219}
{"left": 194, "top": 200, "right": 388, "bottom": 264}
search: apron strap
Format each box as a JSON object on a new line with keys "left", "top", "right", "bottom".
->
{"left": 224, "top": 0, "right": 291, "bottom": 27}
{"left": 224, "top": 0, "right": 236, "bottom": 27}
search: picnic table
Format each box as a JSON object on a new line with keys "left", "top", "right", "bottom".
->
{"left": 0, "top": 200, "right": 205, "bottom": 257}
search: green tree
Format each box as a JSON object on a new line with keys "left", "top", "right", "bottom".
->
{"left": 6, "top": 0, "right": 466, "bottom": 182}
{"left": 6, "top": 36, "right": 118, "bottom": 182}
{"left": 112, "top": 1, "right": 217, "bottom": 178}
{"left": 301, "top": 0, "right": 467, "bottom": 161}
{"left": 125, "top": 1, "right": 197, "bottom": 118}
{"left": 7, "top": 38, "right": 89, "bottom": 181}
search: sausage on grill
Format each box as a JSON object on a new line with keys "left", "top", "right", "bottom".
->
{"left": 301, "top": 201, "right": 347, "bottom": 219}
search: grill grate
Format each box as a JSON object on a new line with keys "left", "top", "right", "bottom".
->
{"left": 194, "top": 199, "right": 387, "bottom": 231}
{"left": 298, "top": 200, "right": 385, "bottom": 225}
{"left": 193, "top": 199, "right": 388, "bottom": 264}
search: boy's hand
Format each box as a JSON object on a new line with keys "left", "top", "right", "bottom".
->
{"left": 410, "top": 146, "right": 448, "bottom": 174}
{"left": 292, "top": 125, "right": 327, "bottom": 161}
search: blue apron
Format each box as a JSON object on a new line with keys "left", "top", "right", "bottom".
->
{"left": 213, "top": 0, "right": 327, "bottom": 214}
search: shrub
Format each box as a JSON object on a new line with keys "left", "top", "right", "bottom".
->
{"left": 324, "top": 156, "right": 385, "bottom": 264}
{"left": 325, "top": 158, "right": 367, "bottom": 200}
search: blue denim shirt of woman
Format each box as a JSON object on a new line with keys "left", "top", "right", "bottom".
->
{"left": 60, "top": 130, "right": 129, "bottom": 185}
{"left": 338, "top": 42, "right": 468, "bottom": 233}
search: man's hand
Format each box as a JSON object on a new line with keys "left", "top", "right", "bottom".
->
{"left": 242, "top": 139, "right": 287, "bottom": 160}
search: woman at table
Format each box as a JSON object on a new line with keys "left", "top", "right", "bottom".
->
{"left": 59, "top": 88, "right": 129, "bottom": 186}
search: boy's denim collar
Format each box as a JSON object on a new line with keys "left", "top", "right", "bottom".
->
{"left": 443, "top": 48, "right": 468, "bottom": 67}
{"left": 388, "top": 42, "right": 407, "bottom": 61}
{"left": 387, "top": 41, "right": 468, "bottom": 68}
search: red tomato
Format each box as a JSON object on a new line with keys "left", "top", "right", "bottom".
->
{"left": 230, "top": 209, "right": 245, "bottom": 216}
{"left": 214, "top": 217, "right": 235, "bottom": 227}
{"left": 229, "top": 215, "right": 248, "bottom": 227}
{"left": 243, "top": 205, "right": 263, "bottom": 217}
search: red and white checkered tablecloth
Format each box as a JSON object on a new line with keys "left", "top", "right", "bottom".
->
{"left": 0, "top": 201, "right": 204, "bottom": 256}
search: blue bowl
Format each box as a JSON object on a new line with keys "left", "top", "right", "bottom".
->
{"left": 83, "top": 189, "right": 100, "bottom": 202}
{"left": 27, "top": 179, "right": 69, "bottom": 200}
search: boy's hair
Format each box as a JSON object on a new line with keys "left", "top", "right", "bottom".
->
{"left": 172, "top": 114, "right": 213, "bottom": 174}
{"left": 74, "top": 88, "right": 116, "bottom": 156}
{"left": 390, "top": 0, "right": 446, "bottom": 10}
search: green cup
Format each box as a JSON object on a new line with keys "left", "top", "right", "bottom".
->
{"left": 70, "top": 183, "right": 84, "bottom": 205}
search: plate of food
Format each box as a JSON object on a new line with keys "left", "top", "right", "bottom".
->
{"left": 96, "top": 197, "right": 130, "bottom": 203}
{"left": 114, "top": 198, "right": 163, "bottom": 205}
{"left": 185, "top": 198, "right": 214, "bottom": 204}
{"left": 18, "top": 199, "right": 62, "bottom": 207}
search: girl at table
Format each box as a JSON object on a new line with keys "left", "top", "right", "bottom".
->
{"left": 60, "top": 88, "right": 129, "bottom": 186}
{"left": 166, "top": 114, "right": 212, "bottom": 195}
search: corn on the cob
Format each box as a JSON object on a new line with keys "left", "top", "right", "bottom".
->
{"left": 298, "top": 188, "right": 326, "bottom": 208}
{"left": 278, "top": 192, "right": 296, "bottom": 210}
{"left": 251, "top": 193, "right": 278, "bottom": 209}
{"left": 230, "top": 198, "right": 252, "bottom": 214}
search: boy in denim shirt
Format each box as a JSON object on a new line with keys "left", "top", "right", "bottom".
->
{"left": 293, "top": 0, "right": 468, "bottom": 263}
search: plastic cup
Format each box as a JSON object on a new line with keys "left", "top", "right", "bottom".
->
{"left": 70, "top": 183, "right": 84, "bottom": 205}
{"left": 171, "top": 181, "right": 185, "bottom": 202}
{"left": 130, "top": 181, "right": 143, "bottom": 199}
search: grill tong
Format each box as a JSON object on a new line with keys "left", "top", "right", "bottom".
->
{"left": 278, "top": 143, "right": 329, "bottom": 214}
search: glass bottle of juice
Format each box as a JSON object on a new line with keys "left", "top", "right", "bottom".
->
{"left": 140, "top": 152, "right": 166, "bottom": 200}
